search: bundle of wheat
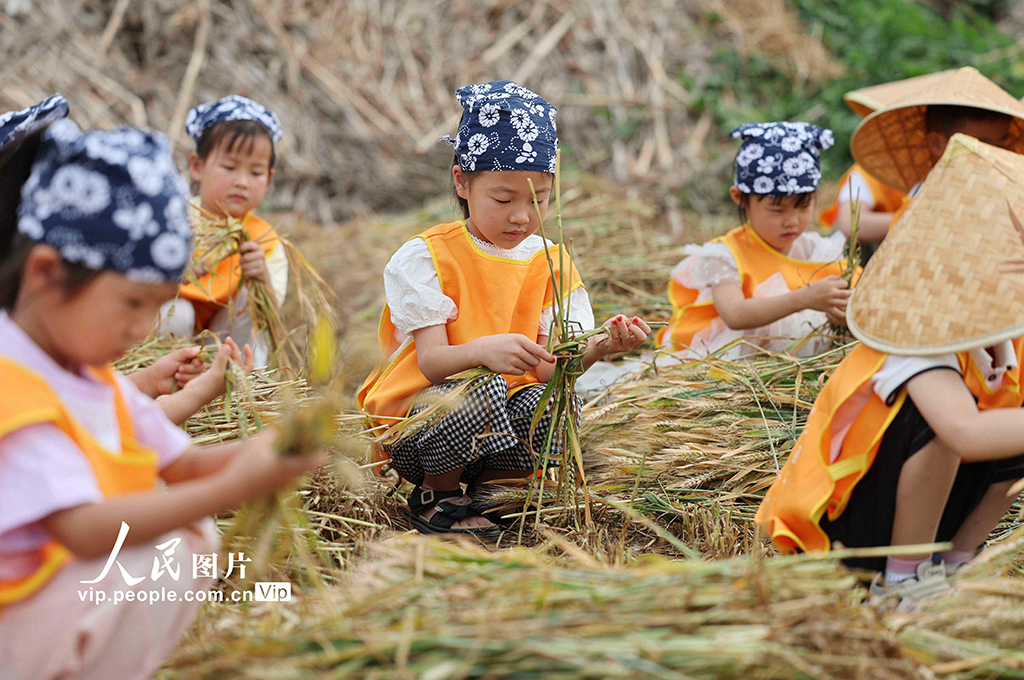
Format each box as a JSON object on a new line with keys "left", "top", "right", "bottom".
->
{"left": 184, "top": 209, "right": 336, "bottom": 370}
{"left": 158, "top": 533, "right": 1024, "bottom": 680}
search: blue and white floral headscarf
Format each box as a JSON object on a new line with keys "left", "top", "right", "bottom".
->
{"left": 17, "top": 120, "right": 192, "bottom": 283}
{"left": 443, "top": 80, "right": 558, "bottom": 174}
{"left": 731, "top": 122, "right": 834, "bottom": 196}
{"left": 185, "top": 95, "right": 283, "bottom": 144}
{"left": 0, "top": 94, "right": 69, "bottom": 152}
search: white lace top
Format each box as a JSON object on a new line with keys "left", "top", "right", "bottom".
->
{"left": 666, "top": 230, "right": 847, "bottom": 359}
{"left": 383, "top": 230, "right": 594, "bottom": 360}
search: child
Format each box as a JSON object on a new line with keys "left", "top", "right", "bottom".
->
{"left": 851, "top": 67, "right": 1024, "bottom": 213}
{"left": 756, "top": 135, "right": 1024, "bottom": 608}
{"left": 0, "top": 118, "right": 323, "bottom": 679}
{"left": 161, "top": 95, "right": 288, "bottom": 367}
{"left": 658, "top": 122, "right": 852, "bottom": 359}
{"left": 816, "top": 74, "right": 956, "bottom": 243}
{"left": 358, "top": 80, "right": 651, "bottom": 537}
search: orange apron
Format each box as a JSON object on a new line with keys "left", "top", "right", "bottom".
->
{"left": 658, "top": 224, "right": 851, "bottom": 351}
{"left": 818, "top": 163, "right": 906, "bottom": 228}
{"left": 755, "top": 339, "right": 1024, "bottom": 554}
{"left": 357, "top": 222, "right": 583, "bottom": 461}
{"left": 0, "top": 359, "right": 160, "bottom": 605}
{"left": 177, "top": 211, "right": 279, "bottom": 330}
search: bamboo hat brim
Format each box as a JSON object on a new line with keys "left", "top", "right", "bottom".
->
{"left": 850, "top": 67, "right": 1024, "bottom": 193}
{"left": 848, "top": 134, "right": 1024, "bottom": 355}
{"left": 843, "top": 70, "right": 958, "bottom": 119}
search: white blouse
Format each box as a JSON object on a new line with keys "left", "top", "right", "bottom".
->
{"left": 382, "top": 231, "right": 594, "bottom": 358}
{"left": 666, "top": 230, "right": 847, "bottom": 359}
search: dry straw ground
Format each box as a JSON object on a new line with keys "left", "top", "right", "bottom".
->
{"left": 123, "top": 182, "right": 1022, "bottom": 678}
{"left": 2, "top": 0, "right": 838, "bottom": 231}
{"left": 6, "top": 1, "right": 1024, "bottom": 676}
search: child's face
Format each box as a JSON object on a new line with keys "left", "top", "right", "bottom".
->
{"left": 731, "top": 187, "right": 814, "bottom": 255}
{"left": 189, "top": 134, "right": 275, "bottom": 219}
{"left": 454, "top": 168, "right": 553, "bottom": 249}
{"left": 24, "top": 255, "right": 178, "bottom": 370}
{"left": 926, "top": 117, "right": 1012, "bottom": 161}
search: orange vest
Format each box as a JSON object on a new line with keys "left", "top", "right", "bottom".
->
{"left": 0, "top": 359, "right": 160, "bottom": 606}
{"left": 887, "top": 195, "right": 914, "bottom": 234}
{"left": 177, "top": 211, "right": 279, "bottom": 330}
{"left": 818, "top": 163, "right": 906, "bottom": 228}
{"left": 755, "top": 339, "right": 1024, "bottom": 554}
{"left": 657, "top": 224, "right": 850, "bottom": 351}
{"left": 357, "top": 222, "right": 583, "bottom": 439}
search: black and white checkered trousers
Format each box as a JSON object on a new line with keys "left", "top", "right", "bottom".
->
{"left": 384, "top": 374, "right": 583, "bottom": 485}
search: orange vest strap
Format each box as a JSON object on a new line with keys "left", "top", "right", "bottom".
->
{"left": 818, "top": 164, "right": 907, "bottom": 228}
{"left": 756, "top": 338, "right": 1024, "bottom": 555}
{"left": 0, "top": 358, "right": 160, "bottom": 605}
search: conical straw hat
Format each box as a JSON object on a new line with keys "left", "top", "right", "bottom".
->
{"left": 850, "top": 67, "right": 1024, "bottom": 193}
{"left": 843, "top": 70, "right": 958, "bottom": 119}
{"left": 848, "top": 134, "right": 1024, "bottom": 355}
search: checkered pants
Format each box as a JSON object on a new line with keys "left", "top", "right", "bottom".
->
{"left": 384, "top": 375, "right": 582, "bottom": 485}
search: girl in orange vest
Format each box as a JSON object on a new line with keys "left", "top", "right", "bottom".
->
{"left": 0, "top": 96, "right": 252, "bottom": 421}
{"left": 0, "top": 117, "right": 323, "bottom": 679}
{"left": 658, "top": 122, "right": 852, "bottom": 359}
{"left": 756, "top": 136, "right": 1024, "bottom": 608}
{"left": 358, "top": 81, "right": 650, "bottom": 538}
{"left": 160, "top": 95, "right": 288, "bottom": 367}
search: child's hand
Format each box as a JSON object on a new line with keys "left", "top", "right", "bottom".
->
{"left": 180, "top": 338, "right": 255, "bottom": 405}
{"left": 594, "top": 315, "right": 651, "bottom": 357}
{"left": 189, "top": 261, "right": 210, "bottom": 279}
{"left": 239, "top": 240, "right": 271, "bottom": 286}
{"left": 470, "top": 333, "right": 556, "bottom": 375}
{"left": 802, "top": 276, "right": 852, "bottom": 319}
{"left": 826, "top": 308, "right": 848, "bottom": 327}
{"left": 224, "top": 428, "right": 328, "bottom": 501}
{"left": 131, "top": 346, "right": 204, "bottom": 398}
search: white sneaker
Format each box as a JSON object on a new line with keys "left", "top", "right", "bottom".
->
{"left": 869, "top": 559, "right": 951, "bottom": 612}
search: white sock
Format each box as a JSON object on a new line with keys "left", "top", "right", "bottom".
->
{"left": 884, "top": 556, "right": 927, "bottom": 585}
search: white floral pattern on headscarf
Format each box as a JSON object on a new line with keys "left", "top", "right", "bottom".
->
{"left": 17, "top": 120, "right": 192, "bottom": 283}
{"left": 185, "top": 95, "right": 283, "bottom": 144}
{"left": 442, "top": 80, "right": 558, "bottom": 174}
{"left": 731, "top": 122, "right": 834, "bottom": 196}
{"left": 0, "top": 94, "right": 69, "bottom": 152}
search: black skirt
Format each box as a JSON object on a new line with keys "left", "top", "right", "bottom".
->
{"left": 819, "top": 395, "right": 1024, "bottom": 572}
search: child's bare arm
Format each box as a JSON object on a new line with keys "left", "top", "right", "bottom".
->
{"left": 156, "top": 339, "right": 254, "bottom": 425}
{"left": 907, "top": 369, "right": 1024, "bottom": 462}
{"left": 41, "top": 431, "right": 325, "bottom": 559}
{"left": 712, "top": 278, "right": 850, "bottom": 330}
{"left": 836, "top": 205, "right": 894, "bottom": 242}
{"left": 413, "top": 324, "right": 555, "bottom": 384}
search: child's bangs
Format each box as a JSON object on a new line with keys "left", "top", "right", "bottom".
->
{"left": 760, "top": 192, "right": 815, "bottom": 208}
{"left": 197, "top": 120, "right": 277, "bottom": 167}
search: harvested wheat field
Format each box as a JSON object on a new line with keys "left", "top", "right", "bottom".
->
{"left": 6, "top": 0, "right": 1024, "bottom": 678}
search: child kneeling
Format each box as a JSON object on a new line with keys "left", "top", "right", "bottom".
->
{"left": 0, "top": 112, "right": 323, "bottom": 678}
{"left": 359, "top": 81, "right": 650, "bottom": 537}
{"left": 161, "top": 95, "right": 288, "bottom": 367}
{"left": 658, "top": 122, "right": 852, "bottom": 359}
{"left": 756, "top": 135, "right": 1024, "bottom": 608}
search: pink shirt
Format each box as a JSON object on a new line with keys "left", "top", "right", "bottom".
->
{"left": 0, "top": 312, "right": 190, "bottom": 578}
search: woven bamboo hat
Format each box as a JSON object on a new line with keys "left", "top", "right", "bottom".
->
{"left": 848, "top": 134, "right": 1024, "bottom": 355}
{"left": 843, "top": 70, "right": 957, "bottom": 119}
{"left": 850, "top": 67, "right": 1024, "bottom": 193}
